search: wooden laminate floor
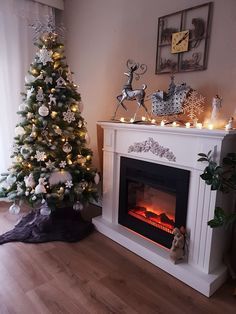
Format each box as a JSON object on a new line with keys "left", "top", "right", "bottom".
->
{"left": 0, "top": 201, "right": 235, "bottom": 314}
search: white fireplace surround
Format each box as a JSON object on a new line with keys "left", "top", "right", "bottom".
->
{"left": 93, "top": 121, "right": 236, "bottom": 297}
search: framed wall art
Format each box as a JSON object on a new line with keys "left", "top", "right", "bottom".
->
{"left": 155, "top": 2, "right": 213, "bottom": 74}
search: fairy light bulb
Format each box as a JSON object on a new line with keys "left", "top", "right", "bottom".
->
{"left": 130, "top": 118, "right": 134, "bottom": 123}
{"left": 160, "top": 120, "right": 165, "bottom": 126}
{"left": 151, "top": 119, "right": 156, "bottom": 124}
{"left": 185, "top": 122, "right": 191, "bottom": 128}
{"left": 51, "top": 111, "right": 57, "bottom": 118}
{"left": 120, "top": 117, "right": 125, "bottom": 123}
{"left": 196, "top": 123, "right": 203, "bottom": 129}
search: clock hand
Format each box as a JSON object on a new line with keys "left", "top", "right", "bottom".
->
{"left": 175, "top": 32, "right": 189, "bottom": 46}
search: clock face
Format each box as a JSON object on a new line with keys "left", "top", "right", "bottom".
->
{"left": 171, "top": 30, "right": 189, "bottom": 54}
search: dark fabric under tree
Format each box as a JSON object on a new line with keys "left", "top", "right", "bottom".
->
{"left": 0, "top": 207, "right": 94, "bottom": 245}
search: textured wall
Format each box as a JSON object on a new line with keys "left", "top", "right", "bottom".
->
{"left": 64, "top": 0, "right": 236, "bottom": 169}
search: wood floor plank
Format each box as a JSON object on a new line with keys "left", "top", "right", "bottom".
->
{"left": 0, "top": 203, "right": 235, "bottom": 313}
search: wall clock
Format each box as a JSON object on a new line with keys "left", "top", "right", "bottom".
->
{"left": 155, "top": 2, "right": 213, "bottom": 74}
{"left": 171, "top": 30, "right": 189, "bottom": 54}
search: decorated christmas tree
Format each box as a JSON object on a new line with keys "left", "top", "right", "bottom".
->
{"left": 0, "top": 28, "right": 98, "bottom": 216}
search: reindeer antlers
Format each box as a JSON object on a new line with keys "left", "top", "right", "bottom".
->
{"left": 126, "top": 59, "right": 147, "bottom": 80}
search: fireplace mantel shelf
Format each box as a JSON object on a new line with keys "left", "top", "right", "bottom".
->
{"left": 98, "top": 121, "right": 236, "bottom": 138}
{"left": 93, "top": 121, "right": 236, "bottom": 297}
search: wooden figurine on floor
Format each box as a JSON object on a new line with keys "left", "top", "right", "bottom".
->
{"left": 170, "top": 227, "right": 185, "bottom": 263}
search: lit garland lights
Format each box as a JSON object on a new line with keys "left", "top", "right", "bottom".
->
{"left": 0, "top": 31, "right": 98, "bottom": 212}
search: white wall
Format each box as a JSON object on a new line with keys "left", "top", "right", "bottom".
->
{"left": 64, "top": 0, "right": 236, "bottom": 169}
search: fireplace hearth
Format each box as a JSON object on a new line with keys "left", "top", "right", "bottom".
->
{"left": 93, "top": 122, "right": 236, "bottom": 297}
{"left": 118, "top": 157, "right": 189, "bottom": 248}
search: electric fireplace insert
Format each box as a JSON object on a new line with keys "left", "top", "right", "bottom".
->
{"left": 118, "top": 157, "right": 190, "bottom": 248}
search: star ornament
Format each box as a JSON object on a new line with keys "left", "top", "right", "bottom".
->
{"left": 63, "top": 109, "right": 75, "bottom": 123}
{"left": 65, "top": 180, "right": 73, "bottom": 188}
{"left": 45, "top": 160, "right": 55, "bottom": 170}
{"left": 36, "top": 46, "right": 53, "bottom": 65}
{"left": 59, "top": 160, "right": 67, "bottom": 168}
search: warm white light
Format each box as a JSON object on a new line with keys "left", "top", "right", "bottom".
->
{"left": 151, "top": 119, "right": 156, "bottom": 124}
{"left": 196, "top": 123, "right": 203, "bottom": 129}
{"left": 172, "top": 121, "right": 177, "bottom": 127}
{"left": 185, "top": 122, "right": 191, "bottom": 128}
{"left": 130, "top": 118, "right": 134, "bottom": 123}
{"left": 208, "top": 124, "right": 214, "bottom": 130}
{"left": 120, "top": 117, "right": 125, "bottom": 123}
{"left": 51, "top": 111, "right": 57, "bottom": 118}
{"left": 225, "top": 124, "right": 230, "bottom": 131}
{"left": 160, "top": 120, "right": 165, "bottom": 126}
{"left": 141, "top": 116, "right": 146, "bottom": 121}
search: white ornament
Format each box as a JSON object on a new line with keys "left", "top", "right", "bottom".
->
{"left": 56, "top": 76, "right": 66, "bottom": 87}
{"left": 36, "top": 88, "right": 44, "bottom": 101}
{"left": 35, "top": 151, "right": 46, "bottom": 162}
{"left": 27, "top": 112, "right": 34, "bottom": 119}
{"left": 182, "top": 91, "right": 205, "bottom": 120}
{"left": 24, "top": 173, "right": 36, "bottom": 188}
{"left": 62, "top": 142, "right": 72, "bottom": 153}
{"left": 59, "top": 160, "right": 67, "bottom": 168}
{"left": 36, "top": 46, "right": 53, "bottom": 65}
{"left": 49, "top": 170, "right": 72, "bottom": 186}
{"left": 26, "top": 87, "right": 34, "bottom": 100}
{"left": 32, "top": 195, "right": 37, "bottom": 200}
{"left": 94, "top": 173, "right": 100, "bottom": 185}
{"left": 16, "top": 182, "right": 24, "bottom": 195}
{"left": 40, "top": 202, "right": 51, "bottom": 216}
{"left": 25, "top": 74, "right": 35, "bottom": 84}
{"left": 65, "top": 180, "right": 73, "bottom": 188}
{"left": 45, "top": 76, "right": 53, "bottom": 84}
{"left": 35, "top": 177, "right": 47, "bottom": 194}
{"left": 73, "top": 201, "right": 83, "bottom": 211}
{"left": 45, "top": 160, "right": 55, "bottom": 170}
{"left": 19, "top": 102, "right": 26, "bottom": 111}
{"left": 15, "top": 126, "right": 25, "bottom": 136}
{"left": 211, "top": 95, "right": 222, "bottom": 122}
{"left": 63, "top": 109, "right": 75, "bottom": 123}
{"left": 9, "top": 203, "right": 21, "bottom": 214}
{"left": 49, "top": 94, "right": 57, "bottom": 106}
{"left": 38, "top": 104, "right": 49, "bottom": 117}
{"left": 6, "top": 174, "right": 16, "bottom": 185}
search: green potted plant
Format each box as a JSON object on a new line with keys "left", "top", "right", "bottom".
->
{"left": 198, "top": 151, "right": 236, "bottom": 281}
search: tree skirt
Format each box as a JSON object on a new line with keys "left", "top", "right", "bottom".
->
{"left": 0, "top": 207, "right": 94, "bottom": 244}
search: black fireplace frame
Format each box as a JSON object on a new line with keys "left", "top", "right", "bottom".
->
{"left": 118, "top": 157, "right": 190, "bottom": 248}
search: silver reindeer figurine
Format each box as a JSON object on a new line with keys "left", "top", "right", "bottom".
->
{"left": 113, "top": 60, "right": 148, "bottom": 121}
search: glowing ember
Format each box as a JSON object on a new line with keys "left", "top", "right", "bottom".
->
{"left": 128, "top": 205, "right": 175, "bottom": 234}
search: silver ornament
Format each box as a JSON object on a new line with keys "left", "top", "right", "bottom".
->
{"left": 40, "top": 202, "right": 51, "bottom": 216}
{"left": 62, "top": 142, "right": 72, "bottom": 153}
{"left": 94, "top": 173, "right": 100, "bottom": 185}
{"left": 73, "top": 201, "right": 83, "bottom": 211}
{"left": 38, "top": 104, "right": 49, "bottom": 117}
{"left": 15, "top": 126, "right": 25, "bottom": 136}
{"left": 9, "top": 203, "right": 21, "bottom": 214}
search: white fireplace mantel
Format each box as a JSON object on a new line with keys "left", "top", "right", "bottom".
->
{"left": 93, "top": 121, "right": 236, "bottom": 297}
